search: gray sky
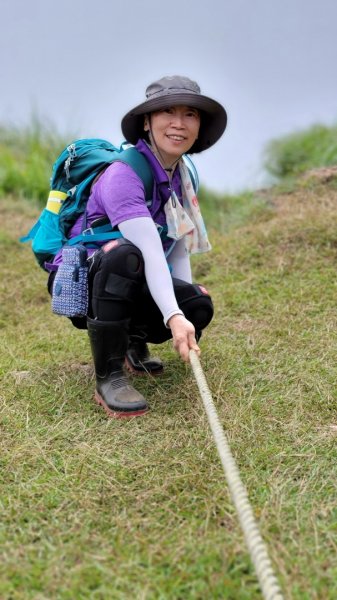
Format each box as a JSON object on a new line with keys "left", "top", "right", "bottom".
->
{"left": 1, "top": 0, "right": 337, "bottom": 192}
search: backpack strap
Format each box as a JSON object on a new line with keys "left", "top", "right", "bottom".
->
{"left": 117, "top": 146, "right": 154, "bottom": 201}
{"left": 68, "top": 222, "right": 123, "bottom": 246}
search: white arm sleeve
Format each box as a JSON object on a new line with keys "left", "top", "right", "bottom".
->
{"left": 118, "top": 217, "right": 184, "bottom": 325}
{"left": 167, "top": 238, "right": 192, "bottom": 283}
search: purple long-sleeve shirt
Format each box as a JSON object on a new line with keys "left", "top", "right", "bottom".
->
{"left": 50, "top": 139, "right": 182, "bottom": 268}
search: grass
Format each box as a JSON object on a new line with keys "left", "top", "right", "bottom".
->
{"left": 0, "top": 116, "right": 73, "bottom": 205}
{"left": 264, "top": 122, "right": 337, "bottom": 185}
{"left": 2, "top": 170, "right": 337, "bottom": 598}
{"left": 197, "top": 187, "right": 272, "bottom": 235}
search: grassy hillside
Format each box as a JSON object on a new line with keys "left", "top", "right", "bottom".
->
{"left": 264, "top": 123, "right": 337, "bottom": 185}
{"left": 1, "top": 169, "right": 337, "bottom": 599}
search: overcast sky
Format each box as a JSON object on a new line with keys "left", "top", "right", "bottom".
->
{"left": 1, "top": 0, "right": 337, "bottom": 192}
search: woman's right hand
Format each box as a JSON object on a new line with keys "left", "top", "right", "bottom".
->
{"left": 167, "top": 314, "right": 200, "bottom": 362}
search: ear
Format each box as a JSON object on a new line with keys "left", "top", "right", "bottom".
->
{"left": 144, "top": 115, "right": 150, "bottom": 132}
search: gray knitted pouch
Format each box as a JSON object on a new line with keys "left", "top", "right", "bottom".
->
{"left": 52, "top": 245, "right": 88, "bottom": 317}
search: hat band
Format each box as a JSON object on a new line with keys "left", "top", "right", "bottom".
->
{"left": 147, "top": 87, "right": 199, "bottom": 99}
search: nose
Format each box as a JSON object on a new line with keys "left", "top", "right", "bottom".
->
{"left": 170, "top": 113, "right": 184, "bottom": 128}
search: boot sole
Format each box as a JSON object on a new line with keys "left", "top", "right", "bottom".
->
{"left": 94, "top": 391, "right": 148, "bottom": 419}
{"left": 124, "top": 357, "right": 164, "bottom": 377}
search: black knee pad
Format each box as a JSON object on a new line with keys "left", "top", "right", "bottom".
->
{"left": 92, "top": 238, "right": 144, "bottom": 279}
{"left": 90, "top": 239, "right": 145, "bottom": 320}
{"left": 172, "top": 278, "right": 214, "bottom": 331}
{"left": 90, "top": 238, "right": 144, "bottom": 296}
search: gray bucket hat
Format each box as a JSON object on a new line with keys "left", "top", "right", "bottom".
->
{"left": 121, "top": 75, "right": 227, "bottom": 153}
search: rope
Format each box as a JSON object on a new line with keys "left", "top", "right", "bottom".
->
{"left": 189, "top": 350, "right": 284, "bottom": 600}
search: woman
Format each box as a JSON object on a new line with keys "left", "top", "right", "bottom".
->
{"left": 51, "top": 75, "right": 227, "bottom": 418}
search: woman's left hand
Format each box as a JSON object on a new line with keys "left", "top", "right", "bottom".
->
{"left": 167, "top": 314, "right": 201, "bottom": 362}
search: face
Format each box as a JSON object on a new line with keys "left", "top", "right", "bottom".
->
{"left": 144, "top": 105, "right": 200, "bottom": 166}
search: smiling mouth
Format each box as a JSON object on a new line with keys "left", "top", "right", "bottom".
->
{"left": 166, "top": 134, "right": 187, "bottom": 141}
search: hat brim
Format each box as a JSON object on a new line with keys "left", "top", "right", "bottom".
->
{"left": 121, "top": 92, "right": 227, "bottom": 153}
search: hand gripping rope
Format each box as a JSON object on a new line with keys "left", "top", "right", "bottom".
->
{"left": 189, "top": 350, "right": 284, "bottom": 600}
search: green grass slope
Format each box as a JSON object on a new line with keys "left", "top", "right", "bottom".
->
{"left": 1, "top": 173, "right": 337, "bottom": 599}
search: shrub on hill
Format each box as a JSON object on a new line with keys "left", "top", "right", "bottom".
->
{"left": 264, "top": 122, "right": 337, "bottom": 182}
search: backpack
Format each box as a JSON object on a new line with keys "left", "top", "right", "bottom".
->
{"left": 21, "top": 138, "right": 199, "bottom": 270}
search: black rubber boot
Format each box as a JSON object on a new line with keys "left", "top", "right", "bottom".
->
{"left": 87, "top": 318, "right": 148, "bottom": 418}
{"left": 125, "top": 335, "right": 164, "bottom": 376}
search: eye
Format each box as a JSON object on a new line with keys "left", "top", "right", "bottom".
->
{"left": 185, "top": 108, "right": 200, "bottom": 119}
{"left": 157, "top": 107, "right": 174, "bottom": 115}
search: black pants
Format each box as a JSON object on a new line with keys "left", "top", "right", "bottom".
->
{"left": 48, "top": 239, "right": 214, "bottom": 343}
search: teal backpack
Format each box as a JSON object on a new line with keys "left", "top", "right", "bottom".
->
{"left": 21, "top": 138, "right": 199, "bottom": 270}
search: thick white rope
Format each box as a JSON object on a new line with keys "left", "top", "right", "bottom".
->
{"left": 189, "top": 350, "right": 284, "bottom": 600}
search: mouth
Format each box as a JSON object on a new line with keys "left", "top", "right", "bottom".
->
{"left": 166, "top": 134, "right": 187, "bottom": 142}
